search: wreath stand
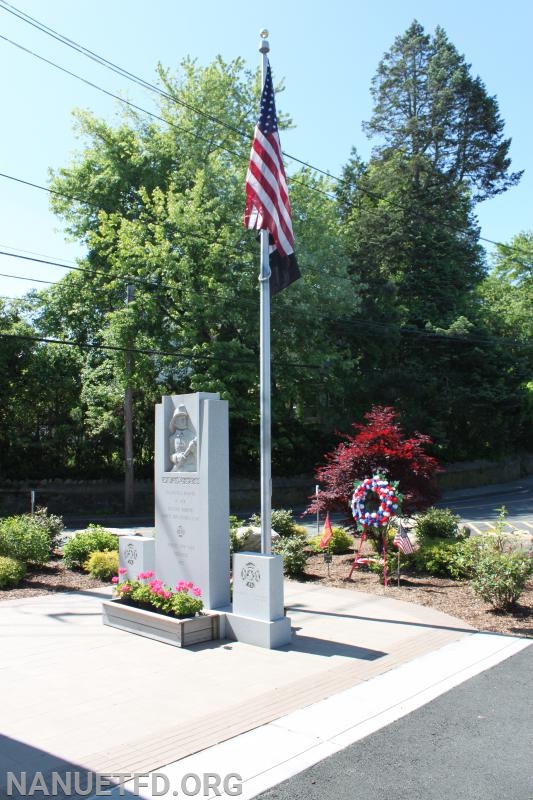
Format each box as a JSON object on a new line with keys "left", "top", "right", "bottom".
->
{"left": 348, "top": 526, "right": 389, "bottom": 586}
{"left": 348, "top": 526, "right": 371, "bottom": 578}
{"left": 349, "top": 474, "right": 399, "bottom": 587}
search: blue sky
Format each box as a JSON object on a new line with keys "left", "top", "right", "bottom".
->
{"left": 0, "top": 0, "right": 531, "bottom": 298}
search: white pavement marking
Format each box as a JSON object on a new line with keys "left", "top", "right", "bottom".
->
{"left": 95, "top": 633, "right": 530, "bottom": 800}
{"left": 464, "top": 522, "right": 486, "bottom": 535}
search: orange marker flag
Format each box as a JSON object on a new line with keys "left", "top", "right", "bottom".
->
{"left": 319, "top": 513, "right": 333, "bottom": 549}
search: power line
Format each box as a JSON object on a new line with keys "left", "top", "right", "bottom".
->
{"left": 0, "top": 257, "right": 511, "bottom": 344}
{"left": 0, "top": 171, "right": 528, "bottom": 319}
{"left": 0, "top": 32, "right": 236, "bottom": 159}
{"left": 0, "top": 271, "right": 53, "bottom": 285}
{"left": 0, "top": 18, "right": 529, "bottom": 281}
{"left": 0, "top": 330, "right": 328, "bottom": 370}
{"left": 1, "top": 306, "right": 531, "bottom": 360}
{"left": 0, "top": 247, "right": 158, "bottom": 287}
{"left": 1, "top": 19, "right": 527, "bottom": 264}
{"left": 0, "top": 29, "right": 338, "bottom": 208}
{"left": 0, "top": 0, "right": 338, "bottom": 184}
{"left": 0, "top": 226, "right": 525, "bottom": 333}
{"left": 2, "top": 1, "right": 527, "bottom": 258}
{"left": 0, "top": 249, "right": 78, "bottom": 271}
{"left": 0, "top": 172, "right": 355, "bottom": 296}
{"left": 0, "top": 240, "right": 78, "bottom": 265}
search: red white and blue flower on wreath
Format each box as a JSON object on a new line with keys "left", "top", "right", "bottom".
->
{"left": 351, "top": 474, "right": 400, "bottom": 529}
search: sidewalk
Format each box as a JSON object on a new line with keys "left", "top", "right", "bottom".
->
{"left": 0, "top": 581, "right": 529, "bottom": 800}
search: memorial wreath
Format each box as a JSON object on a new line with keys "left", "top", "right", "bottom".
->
{"left": 351, "top": 474, "right": 400, "bottom": 529}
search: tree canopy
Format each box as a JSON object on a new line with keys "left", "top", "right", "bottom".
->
{"left": 365, "top": 21, "right": 522, "bottom": 200}
{"left": 37, "top": 57, "right": 355, "bottom": 476}
{"left": 306, "top": 405, "right": 441, "bottom": 518}
{"left": 332, "top": 20, "right": 527, "bottom": 462}
{"left": 0, "top": 25, "right": 529, "bottom": 486}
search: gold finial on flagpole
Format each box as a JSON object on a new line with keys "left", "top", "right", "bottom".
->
{"left": 259, "top": 29, "right": 270, "bottom": 53}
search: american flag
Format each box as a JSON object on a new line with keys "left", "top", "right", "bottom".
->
{"left": 244, "top": 60, "right": 300, "bottom": 295}
{"left": 393, "top": 524, "right": 414, "bottom": 555}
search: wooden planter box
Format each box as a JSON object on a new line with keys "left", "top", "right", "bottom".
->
{"left": 102, "top": 600, "right": 221, "bottom": 647}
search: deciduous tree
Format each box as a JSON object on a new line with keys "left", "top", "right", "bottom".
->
{"left": 306, "top": 406, "right": 441, "bottom": 518}
{"left": 38, "top": 58, "right": 355, "bottom": 476}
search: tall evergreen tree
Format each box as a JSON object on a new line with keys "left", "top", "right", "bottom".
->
{"left": 337, "top": 21, "right": 524, "bottom": 461}
{"left": 365, "top": 20, "right": 522, "bottom": 200}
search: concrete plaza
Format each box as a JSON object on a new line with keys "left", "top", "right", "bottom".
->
{"left": 0, "top": 581, "right": 529, "bottom": 800}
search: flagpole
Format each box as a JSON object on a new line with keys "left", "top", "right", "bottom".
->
{"left": 259, "top": 29, "right": 272, "bottom": 555}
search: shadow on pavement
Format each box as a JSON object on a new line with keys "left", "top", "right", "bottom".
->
{"left": 284, "top": 632, "right": 387, "bottom": 660}
{"left": 286, "top": 603, "right": 473, "bottom": 634}
{"left": 0, "top": 735, "right": 138, "bottom": 800}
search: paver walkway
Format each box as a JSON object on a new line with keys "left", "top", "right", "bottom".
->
{"left": 0, "top": 580, "right": 474, "bottom": 787}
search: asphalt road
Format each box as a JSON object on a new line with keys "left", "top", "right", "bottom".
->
{"left": 63, "top": 476, "right": 533, "bottom": 542}
{"left": 254, "top": 644, "right": 533, "bottom": 800}
{"left": 300, "top": 477, "right": 533, "bottom": 539}
{"left": 439, "top": 478, "right": 533, "bottom": 536}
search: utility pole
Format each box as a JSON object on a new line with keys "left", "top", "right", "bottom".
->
{"left": 124, "top": 284, "right": 135, "bottom": 515}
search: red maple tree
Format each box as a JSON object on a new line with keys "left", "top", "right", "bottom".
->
{"left": 307, "top": 406, "right": 442, "bottom": 519}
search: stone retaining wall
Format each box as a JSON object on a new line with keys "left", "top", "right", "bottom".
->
{"left": 1, "top": 454, "right": 532, "bottom": 518}
{"left": 437, "top": 455, "right": 533, "bottom": 490}
{"left": 0, "top": 475, "right": 315, "bottom": 518}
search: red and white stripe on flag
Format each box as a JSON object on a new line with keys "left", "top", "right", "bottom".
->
{"left": 244, "top": 61, "right": 295, "bottom": 258}
{"left": 393, "top": 524, "right": 414, "bottom": 555}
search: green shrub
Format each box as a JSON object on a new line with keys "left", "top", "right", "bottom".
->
{"left": 250, "top": 509, "right": 298, "bottom": 538}
{"left": 292, "top": 523, "right": 308, "bottom": 538}
{"left": 0, "top": 516, "right": 51, "bottom": 565}
{"left": 62, "top": 525, "right": 118, "bottom": 569}
{"left": 366, "top": 550, "right": 400, "bottom": 581}
{"left": 412, "top": 540, "right": 462, "bottom": 577}
{"left": 271, "top": 509, "right": 299, "bottom": 537}
{"left": 414, "top": 533, "right": 532, "bottom": 582}
{"left": 308, "top": 526, "right": 354, "bottom": 555}
{"left": 478, "top": 505, "right": 521, "bottom": 554}
{"left": 415, "top": 507, "right": 459, "bottom": 542}
{"left": 229, "top": 515, "right": 246, "bottom": 554}
{"left": 31, "top": 507, "right": 64, "bottom": 554}
{"left": 229, "top": 515, "right": 243, "bottom": 533}
{"left": 470, "top": 552, "right": 533, "bottom": 609}
{"left": 84, "top": 550, "right": 119, "bottom": 580}
{"left": 447, "top": 537, "right": 492, "bottom": 579}
{"left": 273, "top": 535, "right": 308, "bottom": 577}
{"left": 0, "top": 556, "right": 26, "bottom": 588}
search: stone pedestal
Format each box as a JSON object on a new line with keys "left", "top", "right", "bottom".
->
{"left": 224, "top": 553, "right": 292, "bottom": 648}
{"left": 119, "top": 536, "right": 155, "bottom": 582}
{"left": 154, "top": 393, "right": 231, "bottom": 610}
{"left": 104, "top": 391, "right": 290, "bottom": 650}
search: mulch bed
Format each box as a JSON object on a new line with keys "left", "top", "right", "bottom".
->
{"left": 0, "top": 557, "right": 108, "bottom": 599}
{"left": 1, "top": 553, "right": 532, "bottom": 639}
{"left": 300, "top": 552, "right": 533, "bottom": 639}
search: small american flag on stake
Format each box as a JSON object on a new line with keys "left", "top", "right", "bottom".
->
{"left": 244, "top": 60, "right": 300, "bottom": 295}
{"left": 393, "top": 523, "right": 414, "bottom": 555}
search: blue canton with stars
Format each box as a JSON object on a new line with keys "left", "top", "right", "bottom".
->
{"left": 257, "top": 64, "right": 279, "bottom": 135}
